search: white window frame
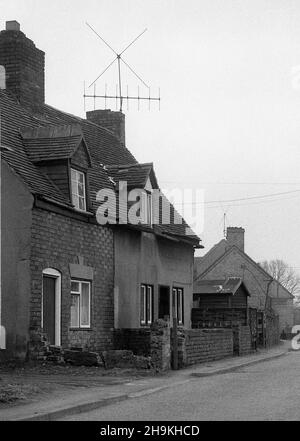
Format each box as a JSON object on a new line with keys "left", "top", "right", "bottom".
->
{"left": 71, "top": 168, "right": 87, "bottom": 211}
{"left": 141, "top": 191, "right": 153, "bottom": 225}
{"left": 42, "top": 268, "right": 61, "bottom": 346}
{"left": 70, "top": 280, "right": 91, "bottom": 328}
{"left": 140, "top": 284, "right": 153, "bottom": 326}
{"left": 172, "top": 287, "right": 184, "bottom": 325}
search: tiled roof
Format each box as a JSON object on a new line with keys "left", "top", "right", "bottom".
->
{"left": 0, "top": 90, "right": 70, "bottom": 205}
{"left": 0, "top": 89, "right": 200, "bottom": 245}
{"left": 106, "top": 163, "right": 156, "bottom": 189}
{"left": 193, "top": 277, "right": 248, "bottom": 295}
{"left": 22, "top": 134, "right": 83, "bottom": 162}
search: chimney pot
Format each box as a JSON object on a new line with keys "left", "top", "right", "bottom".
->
{"left": 6, "top": 21, "right": 20, "bottom": 32}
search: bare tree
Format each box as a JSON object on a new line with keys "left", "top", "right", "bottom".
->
{"left": 259, "top": 259, "right": 300, "bottom": 300}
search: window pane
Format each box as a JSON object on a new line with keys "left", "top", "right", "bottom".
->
{"left": 78, "top": 183, "right": 84, "bottom": 197}
{"left": 71, "top": 168, "right": 86, "bottom": 211}
{"left": 71, "top": 169, "right": 76, "bottom": 180}
{"left": 177, "top": 289, "right": 183, "bottom": 324}
{"left": 140, "top": 285, "right": 146, "bottom": 324}
{"left": 72, "top": 194, "right": 79, "bottom": 209}
{"left": 147, "top": 194, "right": 152, "bottom": 224}
{"left": 71, "top": 281, "right": 80, "bottom": 293}
{"left": 70, "top": 294, "right": 79, "bottom": 327}
{"left": 80, "top": 283, "right": 90, "bottom": 327}
{"left": 147, "top": 286, "right": 152, "bottom": 324}
{"left": 79, "top": 197, "right": 85, "bottom": 211}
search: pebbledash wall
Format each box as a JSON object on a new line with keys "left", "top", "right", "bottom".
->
{"left": 29, "top": 207, "right": 114, "bottom": 354}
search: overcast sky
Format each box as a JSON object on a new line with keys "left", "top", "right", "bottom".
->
{"left": 2, "top": 0, "right": 300, "bottom": 272}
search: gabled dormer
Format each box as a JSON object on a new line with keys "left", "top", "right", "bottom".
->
{"left": 21, "top": 124, "right": 92, "bottom": 212}
{"left": 106, "top": 162, "right": 158, "bottom": 227}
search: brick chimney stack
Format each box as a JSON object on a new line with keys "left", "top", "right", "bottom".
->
{"left": 86, "top": 109, "right": 125, "bottom": 145}
{"left": 0, "top": 21, "right": 45, "bottom": 109}
{"left": 226, "top": 227, "right": 245, "bottom": 252}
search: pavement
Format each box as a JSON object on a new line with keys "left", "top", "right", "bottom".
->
{"left": 0, "top": 341, "right": 290, "bottom": 421}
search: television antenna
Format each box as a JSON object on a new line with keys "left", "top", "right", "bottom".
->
{"left": 84, "top": 22, "right": 160, "bottom": 112}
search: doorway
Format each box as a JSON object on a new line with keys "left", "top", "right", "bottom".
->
{"left": 158, "top": 286, "right": 170, "bottom": 320}
{"left": 42, "top": 268, "right": 61, "bottom": 346}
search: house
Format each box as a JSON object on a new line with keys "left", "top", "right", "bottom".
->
{"left": 194, "top": 227, "right": 294, "bottom": 335}
{"left": 0, "top": 21, "right": 201, "bottom": 360}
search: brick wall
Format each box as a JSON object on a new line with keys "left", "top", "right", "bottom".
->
{"left": 266, "top": 312, "right": 280, "bottom": 347}
{"left": 271, "top": 298, "right": 294, "bottom": 332}
{"left": 233, "top": 325, "right": 252, "bottom": 355}
{"left": 178, "top": 328, "right": 233, "bottom": 366}
{"left": 30, "top": 207, "right": 114, "bottom": 354}
{"left": 0, "top": 26, "right": 45, "bottom": 108}
{"left": 114, "top": 328, "right": 151, "bottom": 356}
{"left": 86, "top": 110, "right": 125, "bottom": 145}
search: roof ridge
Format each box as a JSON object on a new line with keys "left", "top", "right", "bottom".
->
{"left": 106, "top": 162, "right": 153, "bottom": 170}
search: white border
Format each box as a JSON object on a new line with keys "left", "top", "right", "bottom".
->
{"left": 42, "top": 268, "right": 61, "bottom": 346}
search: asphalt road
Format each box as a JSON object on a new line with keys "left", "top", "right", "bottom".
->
{"left": 61, "top": 351, "right": 300, "bottom": 421}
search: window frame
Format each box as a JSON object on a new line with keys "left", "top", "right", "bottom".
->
{"left": 70, "top": 167, "right": 87, "bottom": 212}
{"left": 141, "top": 190, "right": 153, "bottom": 226}
{"left": 70, "top": 279, "right": 91, "bottom": 329}
{"left": 140, "top": 284, "right": 154, "bottom": 326}
{"left": 172, "top": 287, "right": 184, "bottom": 325}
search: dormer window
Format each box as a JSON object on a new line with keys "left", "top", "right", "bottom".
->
{"left": 71, "top": 168, "right": 86, "bottom": 211}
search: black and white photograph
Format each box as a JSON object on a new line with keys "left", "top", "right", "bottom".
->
{"left": 0, "top": 0, "right": 300, "bottom": 428}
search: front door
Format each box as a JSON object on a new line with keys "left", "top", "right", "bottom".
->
{"left": 43, "top": 276, "right": 56, "bottom": 345}
{"left": 158, "top": 286, "right": 170, "bottom": 320}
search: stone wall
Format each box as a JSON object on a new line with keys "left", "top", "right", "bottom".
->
{"left": 114, "top": 321, "right": 171, "bottom": 371}
{"left": 150, "top": 321, "right": 171, "bottom": 371}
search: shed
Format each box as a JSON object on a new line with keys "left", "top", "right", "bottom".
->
{"left": 192, "top": 277, "right": 250, "bottom": 328}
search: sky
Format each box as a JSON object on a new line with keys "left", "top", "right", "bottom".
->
{"left": 1, "top": 0, "right": 300, "bottom": 272}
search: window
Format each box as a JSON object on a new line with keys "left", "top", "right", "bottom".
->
{"left": 142, "top": 191, "right": 153, "bottom": 225}
{"left": 71, "top": 168, "right": 86, "bottom": 211}
{"left": 172, "top": 287, "right": 184, "bottom": 325}
{"left": 70, "top": 280, "right": 91, "bottom": 328}
{"left": 140, "top": 284, "right": 153, "bottom": 325}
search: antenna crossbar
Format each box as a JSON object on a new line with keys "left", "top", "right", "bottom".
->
{"left": 85, "top": 23, "right": 160, "bottom": 112}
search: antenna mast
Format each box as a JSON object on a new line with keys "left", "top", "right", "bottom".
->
{"left": 84, "top": 23, "right": 160, "bottom": 112}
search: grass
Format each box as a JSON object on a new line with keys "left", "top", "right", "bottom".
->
{"left": 0, "top": 382, "right": 40, "bottom": 404}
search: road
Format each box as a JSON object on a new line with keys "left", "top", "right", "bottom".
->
{"left": 60, "top": 351, "right": 300, "bottom": 421}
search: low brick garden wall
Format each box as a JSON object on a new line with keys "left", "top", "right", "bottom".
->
{"left": 114, "top": 323, "right": 256, "bottom": 371}
{"left": 233, "top": 325, "right": 252, "bottom": 355}
{"left": 114, "top": 328, "right": 151, "bottom": 356}
{"left": 177, "top": 328, "right": 234, "bottom": 367}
